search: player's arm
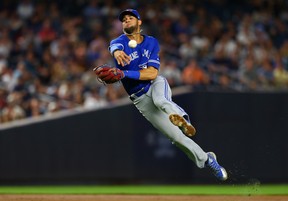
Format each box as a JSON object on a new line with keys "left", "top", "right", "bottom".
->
{"left": 122, "top": 66, "right": 158, "bottom": 81}
{"left": 109, "top": 41, "right": 130, "bottom": 66}
{"left": 139, "top": 67, "right": 158, "bottom": 80}
{"left": 110, "top": 49, "right": 158, "bottom": 80}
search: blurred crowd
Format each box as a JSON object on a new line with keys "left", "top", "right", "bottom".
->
{"left": 1, "top": 0, "right": 288, "bottom": 124}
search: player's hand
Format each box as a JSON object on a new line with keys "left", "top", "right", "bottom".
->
{"left": 113, "top": 50, "right": 131, "bottom": 66}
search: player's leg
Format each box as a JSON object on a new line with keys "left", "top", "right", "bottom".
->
{"left": 150, "top": 76, "right": 186, "bottom": 115}
{"left": 150, "top": 76, "right": 196, "bottom": 137}
{"left": 132, "top": 82, "right": 228, "bottom": 180}
{"left": 132, "top": 93, "right": 207, "bottom": 168}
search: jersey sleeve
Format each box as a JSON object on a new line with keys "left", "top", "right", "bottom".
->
{"left": 147, "top": 37, "right": 160, "bottom": 69}
{"left": 108, "top": 38, "right": 124, "bottom": 55}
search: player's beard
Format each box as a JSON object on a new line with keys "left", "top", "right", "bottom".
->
{"left": 123, "top": 24, "right": 138, "bottom": 35}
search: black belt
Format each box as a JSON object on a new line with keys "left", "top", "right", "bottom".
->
{"left": 129, "top": 83, "right": 151, "bottom": 101}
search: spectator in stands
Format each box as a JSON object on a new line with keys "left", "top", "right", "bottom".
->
{"left": 207, "top": 48, "right": 238, "bottom": 89}
{"left": 238, "top": 55, "right": 260, "bottom": 90}
{"left": 182, "top": 59, "right": 210, "bottom": 89}
{"left": 38, "top": 18, "right": 57, "bottom": 52}
{"left": 16, "top": 0, "right": 34, "bottom": 20}
{"left": 273, "top": 53, "right": 288, "bottom": 89}
{"left": 1, "top": 91, "right": 26, "bottom": 122}
{"left": 1, "top": 0, "right": 288, "bottom": 125}
{"left": 279, "top": 40, "right": 288, "bottom": 69}
{"left": 178, "top": 33, "right": 197, "bottom": 63}
{"left": 257, "top": 57, "right": 275, "bottom": 90}
{"left": 0, "top": 86, "right": 7, "bottom": 111}
{"left": 83, "top": 87, "right": 107, "bottom": 109}
{"left": 160, "top": 59, "right": 183, "bottom": 87}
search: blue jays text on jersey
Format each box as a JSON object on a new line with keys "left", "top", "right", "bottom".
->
{"left": 109, "top": 34, "right": 160, "bottom": 95}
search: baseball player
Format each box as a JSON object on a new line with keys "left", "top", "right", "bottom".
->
{"left": 106, "top": 9, "right": 228, "bottom": 181}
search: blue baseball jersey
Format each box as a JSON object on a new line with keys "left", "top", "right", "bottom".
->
{"left": 109, "top": 34, "right": 160, "bottom": 95}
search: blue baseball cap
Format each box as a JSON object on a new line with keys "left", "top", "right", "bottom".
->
{"left": 118, "top": 9, "right": 141, "bottom": 22}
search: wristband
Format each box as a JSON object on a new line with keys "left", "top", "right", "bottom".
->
{"left": 124, "top": 70, "right": 140, "bottom": 80}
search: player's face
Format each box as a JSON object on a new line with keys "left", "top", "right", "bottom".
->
{"left": 122, "top": 15, "right": 140, "bottom": 34}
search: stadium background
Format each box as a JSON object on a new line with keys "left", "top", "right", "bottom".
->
{"left": 0, "top": 0, "right": 287, "bottom": 186}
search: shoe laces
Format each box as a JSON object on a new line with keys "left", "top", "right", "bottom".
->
{"left": 207, "top": 156, "right": 221, "bottom": 174}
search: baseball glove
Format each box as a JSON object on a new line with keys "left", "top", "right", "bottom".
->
{"left": 93, "top": 64, "right": 124, "bottom": 84}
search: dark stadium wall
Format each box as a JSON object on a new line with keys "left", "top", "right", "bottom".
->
{"left": 0, "top": 92, "right": 287, "bottom": 184}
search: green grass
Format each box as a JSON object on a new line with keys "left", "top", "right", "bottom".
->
{"left": 0, "top": 184, "right": 287, "bottom": 195}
